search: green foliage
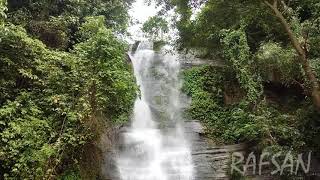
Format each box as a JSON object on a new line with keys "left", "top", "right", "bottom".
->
{"left": 221, "top": 27, "right": 263, "bottom": 102}
{"left": 1, "top": 0, "right": 137, "bottom": 178}
{"left": 58, "top": 167, "right": 81, "bottom": 180}
{"left": 77, "top": 16, "right": 106, "bottom": 41}
{"left": 142, "top": 16, "right": 168, "bottom": 41}
{"left": 6, "top": 0, "right": 134, "bottom": 50}
{"left": 256, "top": 42, "right": 303, "bottom": 84}
{"left": 0, "top": 24, "right": 45, "bottom": 103}
{"left": 0, "top": 25, "right": 88, "bottom": 179}
{"left": 0, "top": 0, "right": 6, "bottom": 25}
{"left": 183, "top": 65, "right": 311, "bottom": 150}
{"left": 183, "top": 67, "right": 219, "bottom": 135}
{"left": 6, "top": 0, "right": 133, "bottom": 32}
{"left": 74, "top": 0, "right": 134, "bottom": 32}
{"left": 182, "top": 65, "right": 225, "bottom": 102}
{"left": 158, "top": 0, "right": 320, "bottom": 153}
{"left": 153, "top": 40, "right": 166, "bottom": 51}
{"left": 27, "top": 16, "right": 75, "bottom": 49}
{"left": 74, "top": 16, "right": 137, "bottom": 123}
{"left": 0, "top": 16, "right": 136, "bottom": 179}
{"left": 310, "top": 58, "right": 320, "bottom": 79}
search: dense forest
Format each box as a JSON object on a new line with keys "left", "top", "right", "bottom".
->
{"left": 139, "top": 0, "right": 320, "bottom": 178}
{"left": 172, "top": 0, "right": 320, "bottom": 177}
{"left": 0, "top": 0, "right": 137, "bottom": 179}
{"left": 177, "top": 0, "right": 320, "bottom": 148}
{"left": 1, "top": 0, "right": 320, "bottom": 179}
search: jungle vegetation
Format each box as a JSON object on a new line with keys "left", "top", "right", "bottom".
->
{"left": 0, "top": 0, "right": 136, "bottom": 179}
{"left": 153, "top": 0, "right": 320, "bottom": 159}
{"left": 1, "top": 0, "right": 320, "bottom": 179}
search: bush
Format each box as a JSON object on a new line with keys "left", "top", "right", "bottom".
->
{"left": 0, "top": 20, "right": 136, "bottom": 179}
{"left": 182, "top": 65, "right": 311, "bottom": 150}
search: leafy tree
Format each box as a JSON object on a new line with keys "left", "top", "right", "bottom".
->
{"left": 6, "top": 0, "right": 134, "bottom": 49}
{"left": 262, "top": 0, "right": 320, "bottom": 111}
{"left": 183, "top": 65, "right": 308, "bottom": 150}
{"left": 0, "top": 24, "right": 90, "bottom": 179}
{"left": 155, "top": 0, "right": 320, "bottom": 164}
{"left": 6, "top": 0, "right": 133, "bottom": 31}
{"left": 142, "top": 16, "right": 169, "bottom": 41}
{"left": 74, "top": 16, "right": 137, "bottom": 123}
{"left": 154, "top": 0, "right": 320, "bottom": 110}
{"left": 255, "top": 42, "right": 302, "bottom": 84}
{"left": 0, "top": 3, "right": 136, "bottom": 179}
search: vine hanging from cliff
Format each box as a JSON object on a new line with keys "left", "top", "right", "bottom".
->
{"left": 220, "top": 26, "right": 263, "bottom": 103}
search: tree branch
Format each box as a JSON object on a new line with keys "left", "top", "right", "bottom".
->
{"left": 264, "top": 0, "right": 305, "bottom": 58}
{"left": 264, "top": 0, "right": 273, "bottom": 9}
{"left": 273, "top": 0, "right": 278, "bottom": 8}
{"left": 281, "top": 0, "right": 290, "bottom": 14}
{"left": 264, "top": 0, "right": 278, "bottom": 10}
{"left": 264, "top": 0, "right": 320, "bottom": 110}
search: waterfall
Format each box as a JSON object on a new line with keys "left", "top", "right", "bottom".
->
{"left": 116, "top": 42, "right": 194, "bottom": 180}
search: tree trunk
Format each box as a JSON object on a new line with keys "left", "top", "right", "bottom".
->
{"left": 264, "top": 0, "right": 320, "bottom": 111}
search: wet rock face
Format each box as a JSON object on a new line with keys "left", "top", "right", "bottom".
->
{"left": 100, "top": 126, "right": 123, "bottom": 180}
{"left": 186, "top": 121, "right": 320, "bottom": 180}
{"left": 104, "top": 120, "right": 320, "bottom": 180}
{"left": 131, "top": 41, "right": 141, "bottom": 54}
{"left": 184, "top": 120, "right": 247, "bottom": 180}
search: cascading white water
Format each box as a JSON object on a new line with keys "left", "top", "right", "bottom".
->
{"left": 116, "top": 42, "right": 194, "bottom": 180}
